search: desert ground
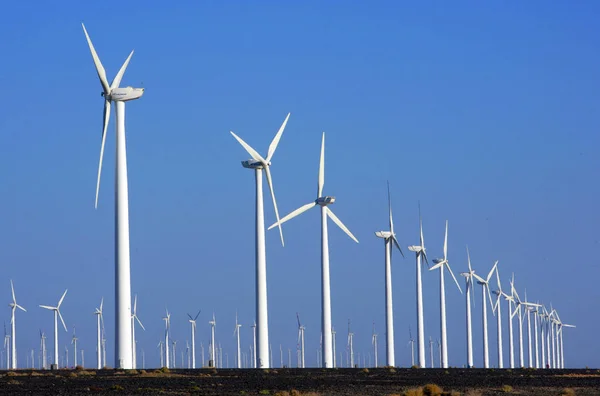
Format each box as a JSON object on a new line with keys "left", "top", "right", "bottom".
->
{"left": 0, "top": 367, "right": 599, "bottom": 395}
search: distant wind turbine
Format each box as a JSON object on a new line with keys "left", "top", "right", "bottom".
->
{"left": 131, "top": 295, "right": 145, "bottom": 369}
{"left": 491, "top": 265, "right": 504, "bottom": 368}
{"left": 269, "top": 132, "right": 359, "bottom": 368}
{"left": 187, "top": 310, "right": 200, "bottom": 368}
{"left": 234, "top": 312, "right": 242, "bottom": 368}
{"left": 407, "top": 205, "right": 428, "bottom": 368}
{"left": 94, "top": 298, "right": 104, "bottom": 369}
{"left": 71, "top": 328, "right": 78, "bottom": 367}
{"left": 374, "top": 182, "right": 403, "bottom": 367}
{"left": 460, "top": 247, "right": 477, "bottom": 368}
{"left": 230, "top": 113, "right": 289, "bottom": 368}
{"left": 163, "top": 310, "right": 171, "bottom": 368}
{"left": 39, "top": 289, "right": 68, "bottom": 367}
{"left": 296, "top": 313, "right": 305, "bottom": 368}
{"left": 9, "top": 280, "right": 26, "bottom": 369}
{"left": 430, "top": 221, "right": 462, "bottom": 368}
{"left": 472, "top": 261, "right": 497, "bottom": 368}
{"left": 209, "top": 313, "right": 216, "bottom": 367}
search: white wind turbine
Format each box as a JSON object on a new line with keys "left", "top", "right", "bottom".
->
{"left": 3, "top": 324, "right": 9, "bottom": 369}
{"left": 407, "top": 206, "right": 428, "bottom": 368}
{"left": 523, "top": 291, "right": 535, "bottom": 368}
{"left": 40, "top": 330, "right": 47, "bottom": 370}
{"left": 9, "top": 280, "right": 26, "bottom": 369}
{"left": 332, "top": 327, "right": 337, "bottom": 368}
{"left": 407, "top": 327, "right": 415, "bottom": 367}
{"left": 72, "top": 328, "right": 78, "bottom": 367}
{"left": 501, "top": 275, "right": 517, "bottom": 368}
{"left": 251, "top": 320, "right": 257, "bottom": 368}
{"left": 209, "top": 314, "right": 216, "bottom": 368}
{"left": 491, "top": 266, "right": 504, "bottom": 368}
{"left": 39, "top": 289, "right": 68, "bottom": 367}
{"left": 94, "top": 298, "right": 104, "bottom": 369}
{"left": 554, "top": 312, "right": 575, "bottom": 369}
{"left": 429, "top": 221, "right": 462, "bottom": 368}
{"left": 131, "top": 295, "right": 145, "bottom": 369}
{"left": 163, "top": 310, "right": 171, "bottom": 368}
{"left": 510, "top": 281, "right": 539, "bottom": 368}
{"left": 82, "top": 24, "right": 144, "bottom": 369}
{"left": 296, "top": 313, "right": 305, "bottom": 368}
{"left": 530, "top": 304, "right": 540, "bottom": 368}
{"left": 347, "top": 320, "right": 354, "bottom": 368}
{"left": 472, "top": 261, "right": 497, "bottom": 369}
{"left": 187, "top": 310, "right": 200, "bottom": 368}
{"left": 374, "top": 182, "right": 403, "bottom": 367}
{"left": 268, "top": 132, "right": 359, "bottom": 368}
{"left": 230, "top": 114, "right": 289, "bottom": 369}
{"left": 234, "top": 312, "right": 242, "bottom": 369}
{"left": 459, "top": 247, "right": 477, "bottom": 368}
{"left": 372, "top": 322, "right": 378, "bottom": 368}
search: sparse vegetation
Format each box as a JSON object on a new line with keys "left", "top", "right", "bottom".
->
{"left": 501, "top": 384, "right": 514, "bottom": 393}
{"left": 75, "top": 365, "right": 84, "bottom": 371}
{"left": 423, "top": 383, "right": 443, "bottom": 396}
{"left": 259, "top": 390, "right": 271, "bottom": 395}
{"left": 403, "top": 388, "right": 423, "bottom": 396}
{"left": 274, "top": 391, "right": 291, "bottom": 396}
{"left": 561, "top": 389, "right": 576, "bottom": 396}
{"left": 362, "top": 367, "right": 370, "bottom": 374}
{"left": 465, "top": 390, "right": 483, "bottom": 396}
{"left": 110, "top": 384, "right": 125, "bottom": 391}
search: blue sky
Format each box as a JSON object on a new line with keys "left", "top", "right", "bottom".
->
{"left": 0, "top": 1, "right": 599, "bottom": 369}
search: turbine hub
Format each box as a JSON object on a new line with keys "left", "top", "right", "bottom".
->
{"left": 316, "top": 196, "right": 335, "bottom": 206}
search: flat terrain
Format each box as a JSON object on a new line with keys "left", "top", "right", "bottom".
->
{"left": 0, "top": 367, "right": 599, "bottom": 395}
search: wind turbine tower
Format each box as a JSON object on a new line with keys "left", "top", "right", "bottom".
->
{"left": 9, "top": 280, "right": 26, "bottom": 369}
{"left": 269, "top": 132, "right": 359, "bottom": 368}
{"left": 94, "top": 298, "right": 104, "bottom": 369}
{"left": 187, "top": 310, "right": 200, "bottom": 368}
{"left": 230, "top": 114, "right": 289, "bottom": 368}
{"left": 39, "top": 289, "right": 68, "bottom": 367}
{"left": 374, "top": 182, "right": 403, "bottom": 367}
{"left": 407, "top": 206, "right": 428, "bottom": 368}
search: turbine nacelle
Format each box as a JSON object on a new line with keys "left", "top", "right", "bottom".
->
{"left": 407, "top": 245, "right": 424, "bottom": 253}
{"left": 103, "top": 87, "right": 144, "bottom": 102}
{"left": 316, "top": 196, "right": 335, "bottom": 206}
{"left": 374, "top": 231, "right": 392, "bottom": 239}
{"left": 241, "top": 159, "right": 268, "bottom": 169}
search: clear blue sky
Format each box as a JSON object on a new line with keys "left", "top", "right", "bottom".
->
{"left": 0, "top": 1, "right": 598, "bottom": 369}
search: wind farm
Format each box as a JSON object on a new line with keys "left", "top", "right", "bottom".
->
{"left": 0, "top": 2, "right": 599, "bottom": 395}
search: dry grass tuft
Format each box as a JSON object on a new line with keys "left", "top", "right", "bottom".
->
{"left": 561, "top": 389, "right": 576, "bottom": 396}
{"left": 274, "top": 392, "right": 290, "bottom": 396}
{"left": 403, "top": 388, "right": 424, "bottom": 396}
{"left": 423, "top": 383, "right": 443, "bottom": 396}
{"left": 501, "top": 384, "right": 514, "bottom": 393}
{"left": 465, "top": 390, "right": 483, "bottom": 396}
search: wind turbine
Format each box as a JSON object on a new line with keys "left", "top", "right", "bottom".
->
{"left": 234, "top": 312, "right": 242, "bottom": 368}
{"left": 209, "top": 313, "right": 216, "bottom": 368}
{"left": 230, "top": 113, "right": 289, "bottom": 368}
{"left": 296, "top": 313, "right": 305, "bottom": 368}
{"left": 374, "top": 182, "right": 403, "bottom": 367}
{"left": 39, "top": 289, "right": 68, "bottom": 367}
{"left": 4, "top": 324, "right": 10, "bottom": 369}
{"left": 269, "top": 132, "right": 358, "bottom": 368}
{"left": 347, "top": 320, "right": 354, "bottom": 368}
{"left": 460, "top": 247, "right": 477, "bottom": 368}
{"left": 9, "top": 280, "right": 26, "bottom": 369}
{"left": 501, "top": 275, "right": 517, "bottom": 368}
{"left": 251, "top": 320, "right": 257, "bottom": 368}
{"left": 40, "top": 330, "right": 47, "bottom": 370}
{"left": 131, "top": 295, "right": 145, "bottom": 369}
{"left": 523, "top": 291, "right": 534, "bottom": 368}
{"left": 491, "top": 266, "right": 504, "bottom": 368}
{"left": 332, "top": 327, "right": 337, "bottom": 368}
{"left": 371, "top": 322, "right": 378, "bottom": 368}
{"left": 82, "top": 23, "right": 145, "bottom": 370}
{"left": 429, "top": 221, "right": 462, "bottom": 368}
{"left": 407, "top": 327, "right": 415, "bottom": 367}
{"left": 157, "top": 340, "right": 164, "bottom": 368}
{"left": 555, "top": 314, "right": 575, "bottom": 368}
{"left": 72, "top": 328, "right": 78, "bottom": 367}
{"left": 472, "top": 261, "right": 497, "bottom": 368}
{"left": 429, "top": 336, "right": 434, "bottom": 368}
{"left": 163, "top": 310, "right": 171, "bottom": 368}
{"left": 407, "top": 205, "right": 428, "bottom": 368}
{"left": 187, "top": 310, "right": 200, "bottom": 368}
{"left": 94, "top": 298, "right": 104, "bottom": 369}
{"left": 530, "top": 304, "right": 540, "bottom": 368}
{"left": 511, "top": 280, "right": 539, "bottom": 368}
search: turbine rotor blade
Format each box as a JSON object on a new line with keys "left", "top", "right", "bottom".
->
{"left": 81, "top": 23, "right": 110, "bottom": 95}
{"left": 16, "top": 304, "right": 26, "bottom": 312}
{"left": 266, "top": 113, "right": 290, "bottom": 162}
{"left": 443, "top": 220, "right": 448, "bottom": 260}
{"left": 95, "top": 99, "right": 110, "bottom": 208}
{"left": 264, "top": 166, "right": 284, "bottom": 246}
{"left": 133, "top": 294, "right": 138, "bottom": 314}
{"left": 392, "top": 236, "right": 404, "bottom": 257}
{"left": 135, "top": 316, "right": 146, "bottom": 331}
{"left": 110, "top": 51, "right": 134, "bottom": 90}
{"left": 326, "top": 207, "right": 359, "bottom": 243}
{"left": 487, "top": 260, "right": 498, "bottom": 282}
{"left": 58, "top": 310, "right": 68, "bottom": 332}
{"left": 446, "top": 263, "right": 463, "bottom": 293}
{"left": 472, "top": 273, "right": 485, "bottom": 283}
{"left": 39, "top": 305, "right": 55, "bottom": 310}
{"left": 58, "top": 289, "right": 68, "bottom": 308}
{"left": 230, "top": 132, "right": 265, "bottom": 163}
{"left": 318, "top": 132, "right": 325, "bottom": 197}
{"left": 10, "top": 280, "right": 16, "bottom": 303}
{"left": 268, "top": 202, "right": 316, "bottom": 230}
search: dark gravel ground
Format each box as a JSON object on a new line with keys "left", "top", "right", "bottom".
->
{"left": 0, "top": 367, "right": 599, "bottom": 395}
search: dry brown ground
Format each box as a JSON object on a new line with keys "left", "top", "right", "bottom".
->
{"left": 0, "top": 367, "right": 599, "bottom": 395}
